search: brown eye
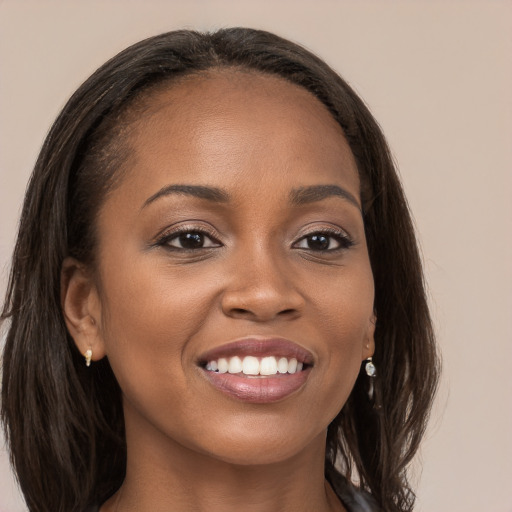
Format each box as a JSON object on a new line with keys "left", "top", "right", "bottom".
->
{"left": 176, "top": 232, "right": 204, "bottom": 249}
{"left": 164, "top": 230, "right": 220, "bottom": 250}
{"left": 293, "top": 231, "right": 354, "bottom": 251}
{"left": 305, "top": 234, "right": 330, "bottom": 250}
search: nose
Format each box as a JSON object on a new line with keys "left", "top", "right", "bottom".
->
{"left": 220, "top": 248, "right": 305, "bottom": 322}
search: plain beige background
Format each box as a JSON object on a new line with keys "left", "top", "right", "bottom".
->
{"left": 1, "top": 1, "right": 511, "bottom": 511}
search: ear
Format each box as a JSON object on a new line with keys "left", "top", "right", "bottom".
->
{"left": 61, "top": 257, "right": 106, "bottom": 364}
{"left": 362, "top": 312, "right": 376, "bottom": 360}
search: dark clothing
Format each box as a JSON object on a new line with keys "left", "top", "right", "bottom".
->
{"left": 328, "top": 474, "right": 380, "bottom": 512}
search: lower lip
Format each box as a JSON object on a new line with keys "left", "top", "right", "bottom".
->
{"left": 201, "top": 368, "right": 311, "bottom": 404}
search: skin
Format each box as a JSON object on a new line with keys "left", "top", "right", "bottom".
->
{"left": 62, "top": 70, "right": 375, "bottom": 512}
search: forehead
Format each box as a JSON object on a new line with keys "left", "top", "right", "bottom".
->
{"left": 119, "top": 69, "right": 360, "bottom": 200}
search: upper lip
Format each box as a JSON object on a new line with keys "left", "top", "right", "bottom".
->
{"left": 197, "top": 336, "right": 315, "bottom": 366}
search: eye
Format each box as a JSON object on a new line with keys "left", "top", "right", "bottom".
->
{"left": 293, "top": 230, "right": 353, "bottom": 251}
{"left": 158, "top": 229, "right": 221, "bottom": 250}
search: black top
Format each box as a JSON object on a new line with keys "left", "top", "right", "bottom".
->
{"left": 328, "top": 476, "right": 380, "bottom": 512}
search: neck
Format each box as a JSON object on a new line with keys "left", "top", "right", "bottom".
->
{"left": 102, "top": 403, "right": 345, "bottom": 512}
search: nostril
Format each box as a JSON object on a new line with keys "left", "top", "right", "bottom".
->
{"left": 231, "top": 308, "right": 249, "bottom": 315}
{"left": 279, "top": 309, "right": 297, "bottom": 316}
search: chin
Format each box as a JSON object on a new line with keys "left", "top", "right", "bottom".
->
{"left": 190, "top": 417, "right": 327, "bottom": 467}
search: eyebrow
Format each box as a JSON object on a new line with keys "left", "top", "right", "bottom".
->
{"left": 142, "top": 184, "right": 230, "bottom": 209}
{"left": 142, "top": 183, "right": 361, "bottom": 211}
{"left": 290, "top": 185, "right": 361, "bottom": 210}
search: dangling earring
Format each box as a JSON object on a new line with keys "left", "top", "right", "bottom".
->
{"left": 85, "top": 348, "right": 92, "bottom": 367}
{"left": 365, "top": 356, "right": 376, "bottom": 377}
{"left": 365, "top": 356, "right": 376, "bottom": 402}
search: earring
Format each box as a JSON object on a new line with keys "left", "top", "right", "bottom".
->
{"left": 365, "top": 356, "right": 376, "bottom": 377}
{"left": 85, "top": 348, "right": 92, "bottom": 367}
{"left": 365, "top": 356, "right": 377, "bottom": 403}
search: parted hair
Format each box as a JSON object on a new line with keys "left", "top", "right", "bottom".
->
{"left": 1, "top": 28, "right": 439, "bottom": 512}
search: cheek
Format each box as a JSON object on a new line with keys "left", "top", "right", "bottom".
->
{"left": 99, "top": 248, "right": 219, "bottom": 335}
{"left": 307, "top": 262, "right": 374, "bottom": 408}
{"left": 310, "top": 253, "right": 374, "bottom": 339}
{"left": 95, "top": 262, "right": 220, "bottom": 446}
{"left": 95, "top": 253, "right": 220, "bottom": 397}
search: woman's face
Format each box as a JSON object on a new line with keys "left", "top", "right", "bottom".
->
{"left": 87, "top": 71, "right": 375, "bottom": 465}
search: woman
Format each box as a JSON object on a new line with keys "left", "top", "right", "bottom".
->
{"left": 1, "top": 28, "right": 439, "bottom": 512}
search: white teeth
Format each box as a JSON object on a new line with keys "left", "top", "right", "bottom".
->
{"left": 242, "top": 356, "right": 260, "bottom": 375}
{"left": 205, "top": 360, "right": 218, "bottom": 372}
{"left": 217, "top": 358, "right": 229, "bottom": 374}
{"left": 206, "top": 355, "right": 306, "bottom": 376}
{"left": 260, "top": 356, "right": 278, "bottom": 376}
{"left": 228, "top": 356, "right": 242, "bottom": 374}
{"left": 277, "top": 357, "right": 288, "bottom": 373}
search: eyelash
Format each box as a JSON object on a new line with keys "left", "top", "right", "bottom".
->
{"left": 155, "top": 226, "right": 354, "bottom": 253}
{"left": 155, "top": 226, "right": 222, "bottom": 251}
{"left": 292, "top": 228, "right": 354, "bottom": 252}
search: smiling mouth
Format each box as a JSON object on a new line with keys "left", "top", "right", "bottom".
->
{"left": 197, "top": 337, "right": 314, "bottom": 403}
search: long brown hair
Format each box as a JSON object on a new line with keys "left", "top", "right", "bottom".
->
{"left": 1, "top": 28, "right": 439, "bottom": 512}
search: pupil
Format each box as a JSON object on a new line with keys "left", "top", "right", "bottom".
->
{"left": 179, "top": 232, "right": 204, "bottom": 248}
{"left": 308, "top": 234, "right": 329, "bottom": 250}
